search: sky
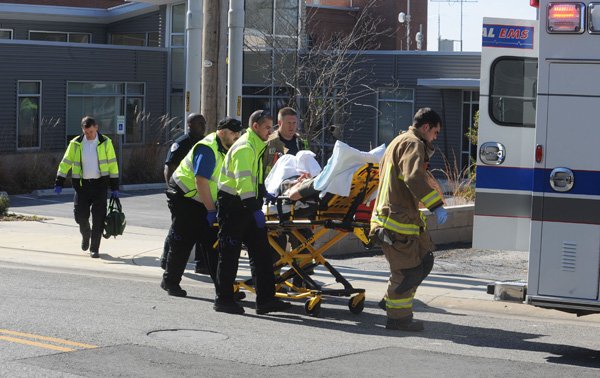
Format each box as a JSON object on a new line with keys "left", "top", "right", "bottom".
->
{"left": 427, "top": 0, "right": 538, "bottom": 51}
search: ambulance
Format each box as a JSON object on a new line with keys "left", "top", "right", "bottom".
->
{"left": 474, "top": 0, "right": 600, "bottom": 315}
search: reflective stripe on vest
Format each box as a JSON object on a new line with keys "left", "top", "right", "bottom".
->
{"left": 57, "top": 134, "right": 118, "bottom": 183}
{"left": 421, "top": 189, "right": 442, "bottom": 208}
{"left": 218, "top": 130, "right": 265, "bottom": 200}
{"left": 371, "top": 163, "right": 421, "bottom": 235}
{"left": 172, "top": 132, "right": 223, "bottom": 203}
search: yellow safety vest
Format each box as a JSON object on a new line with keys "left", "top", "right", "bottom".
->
{"left": 172, "top": 132, "right": 225, "bottom": 203}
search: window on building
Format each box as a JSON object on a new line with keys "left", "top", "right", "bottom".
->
{"left": 0, "top": 29, "right": 13, "bottom": 39}
{"left": 29, "top": 31, "right": 91, "bottom": 43}
{"left": 490, "top": 57, "right": 537, "bottom": 127}
{"left": 462, "top": 90, "right": 479, "bottom": 171}
{"left": 67, "top": 82, "right": 145, "bottom": 145}
{"left": 110, "top": 32, "right": 160, "bottom": 47}
{"left": 168, "top": 3, "right": 186, "bottom": 135}
{"left": 17, "top": 81, "right": 41, "bottom": 149}
{"left": 306, "top": 0, "right": 353, "bottom": 7}
{"left": 377, "top": 88, "right": 414, "bottom": 146}
{"left": 242, "top": 0, "right": 302, "bottom": 129}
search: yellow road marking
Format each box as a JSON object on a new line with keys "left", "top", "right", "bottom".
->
{"left": 0, "top": 329, "right": 97, "bottom": 351}
{"left": 0, "top": 335, "right": 74, "bottom": 352}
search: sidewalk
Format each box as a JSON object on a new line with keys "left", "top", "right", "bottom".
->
{"left": 2, "top": 214, "right": 599, "bottom": 322}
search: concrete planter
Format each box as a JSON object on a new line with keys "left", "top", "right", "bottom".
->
{"left": 316, "top": 203, "right": 474, "bottom": 257}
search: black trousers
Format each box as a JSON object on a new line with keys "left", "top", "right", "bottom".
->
{"left": 216, "top": 205, "right": 275, "bottom": 306}
{"left": 73, "top": 178, "right": 108, "bottom": 252}
{"left": 163, "top": 193, "right": 218, "bottom": 286}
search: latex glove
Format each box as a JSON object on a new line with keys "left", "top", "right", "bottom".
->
{"left": 54, "top": 185, "right": 62, "bottom": 194}
{"left": 111, "top": 190, "right": 120, "bottom": 199}
{"left": 206, "top": 210, "right": 217, "bottom": 226}
{"left": 434, "top": 207, "right": 448, "bottom": 225}
{"left": 252, "top": 210, "right": 266, "bottom": 229}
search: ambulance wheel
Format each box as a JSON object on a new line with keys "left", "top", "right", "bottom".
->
{"left": 348, "top": 294, "right": 365, "bottom": 314}
{"left": 304, "top": 298, "right": 321, "bottom": 317}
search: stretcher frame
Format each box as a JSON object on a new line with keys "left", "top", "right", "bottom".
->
{"left": 237, "top": 163, "right": 379, "bottom": 317}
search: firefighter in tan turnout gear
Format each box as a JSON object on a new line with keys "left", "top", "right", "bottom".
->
{"left": 370, "top": 108, "right": 448, "bottom": 332}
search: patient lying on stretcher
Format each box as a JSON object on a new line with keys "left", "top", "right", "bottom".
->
{"left": 263, "top": 141, "right": 385, "bottom": 213}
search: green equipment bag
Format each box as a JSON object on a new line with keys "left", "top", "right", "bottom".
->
{"left": 103, "top": 197, "right": 126, "bottom": 239}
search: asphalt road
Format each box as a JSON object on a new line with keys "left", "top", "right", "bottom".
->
{"left": 2, "top": 190, "right": 599, "bottom": 376}
{"left": 1, "top": 265, "right": 599, "bottom": 377}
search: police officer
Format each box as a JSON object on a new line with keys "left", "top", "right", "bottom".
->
{"left": 263, "top": 107, "right": 309, "bottom": 176}
{"left": 54, "top": 116, "right": 119, "bottom": 258}
{"left": 161, "top": 117, "right": 243, "bottom": 297}
{"left": 214, "top": 110, "right": 292, "bottom": 315}
{"left": 160, "top": 113, "right": 207, "bottom": 273}
{"left": 370, "top": 108, "right": 448, "bottom": 332}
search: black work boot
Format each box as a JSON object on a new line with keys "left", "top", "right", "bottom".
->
{"left": 80, "top": 223, "right": 91, "bottom": 252}
{"left": 81, "top": 232, "right": 90, "bottom": 251}
{"left": 89, "top": 235, "right": 101, "bottom": 258}
{"left": 385, "top": 316, "right": 424, "bottom": 332}
{"left": 213, "top": 300, "right": 245, "bottom": 314}
{"left": 160, "top": 280, "right": 187, "bottom": 297}
{"left": 256, "top": 299, "right": 292, "bottom": 315}
{"left": 378, "top": 298, "right": 386, "bottom": 311}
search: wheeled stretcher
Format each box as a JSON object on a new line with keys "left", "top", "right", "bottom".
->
{"left": 237, "top": 163, "right": 379, "bottom": 317}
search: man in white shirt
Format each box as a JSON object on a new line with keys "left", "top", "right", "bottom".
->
{"left": 55, "top": 116, "right": 120, "bottom": 258}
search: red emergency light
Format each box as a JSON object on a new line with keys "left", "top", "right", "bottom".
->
{"left": 530, "top": 0, "right": 539, "bottom": 8}
{"left": 535, "top": 144, "right": 543, "bottom": 163}
{"left": 547, "top": 2, "right": 585, "bottom": 33}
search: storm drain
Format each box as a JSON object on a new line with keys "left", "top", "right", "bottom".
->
{"left": 147, "top": 329, "right": 228, "bottom": 346}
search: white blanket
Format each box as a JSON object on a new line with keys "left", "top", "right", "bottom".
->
{"left": 313, "top": 141, "right": 385, "bottom": 198}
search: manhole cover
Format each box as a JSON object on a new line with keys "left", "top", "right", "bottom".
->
{"left": 148, "top": 329, "right": 228, "bottom": 346}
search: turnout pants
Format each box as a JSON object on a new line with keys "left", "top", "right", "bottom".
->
{"left": 73, "top": 178, "right": 108, "bottom": 252}
{"left": 163, "top": 192, "right": 218, "bottom": 286}
{"left": 216, "top": 206, "right": 275, "bottom": 306}
{"left": 382, "top": 230, "right": 434, "bottom": 320}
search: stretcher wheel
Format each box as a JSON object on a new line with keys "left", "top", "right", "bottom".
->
{"left": 348, "top": 294, "right": 365, "bottom": 314}
{"left": 304, "top": 298, "right": 321, "bottom": 317}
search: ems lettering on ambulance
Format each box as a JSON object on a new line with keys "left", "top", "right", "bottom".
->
{"left": 482, "top": 24, "right": 534, "bottom": 49}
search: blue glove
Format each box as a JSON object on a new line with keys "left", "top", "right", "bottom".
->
{"left": 252, "top": 210, "right": 266, "bottom": 229}
{"left": 206, "top": 210, "right": 217, "bottom": 226}
{"left": 111, "top": 190, "right": 119, "bottom": 199}
{"left": 54, "top": 185, "right": 62, "bottom": 194}
{"left": 434, "top": 207, "right": 448, "bottom": 225}
{"left": 265, "top": 193, "right": 277, "bottom": 205}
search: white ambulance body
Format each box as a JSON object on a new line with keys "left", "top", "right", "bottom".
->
{"left": 475, "top": 1, "right": 600, "bottom": 315}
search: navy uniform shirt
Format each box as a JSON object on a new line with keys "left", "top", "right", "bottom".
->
{"left": 165, "top": 133, "right": 201, "bottom": 167}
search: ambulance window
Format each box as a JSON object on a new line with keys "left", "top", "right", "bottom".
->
{"left": 489, "top": 57, "right": 537, "bottom": 127}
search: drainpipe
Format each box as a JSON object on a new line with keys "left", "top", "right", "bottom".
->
{"left": 227, "top": 0, "right": 244, "bottom": 120}
{"left": 185, "top": 0, "right": 203, "bottom": 131}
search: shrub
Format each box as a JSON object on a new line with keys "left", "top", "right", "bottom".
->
{"left": 0, "top": 193, "right": 9, "bottom": 216}
{"left": 431, "top": 152, "right": 476, "bottom": 205}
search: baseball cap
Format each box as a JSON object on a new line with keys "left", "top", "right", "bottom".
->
{"left": 217, "top": 117, "right": 243, "bottom": 132}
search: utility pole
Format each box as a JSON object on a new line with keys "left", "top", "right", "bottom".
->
{"left": 227, "top": 0, "right": 244, "bottom": 120}
{"left": 184, "top": 0, "right": 203, "bottom": 130}
{"left": 216, "top": 0, "right": 228, "bottom": 123}
{"left": 398, "top": 0, "right": 411, "bottom": 50}
{"left": 201, "top": 0, "right": 219, "bottom": 132}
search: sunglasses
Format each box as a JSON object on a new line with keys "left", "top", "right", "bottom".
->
{"left": 252, "top": 109, "right": 271, "bottom": 124}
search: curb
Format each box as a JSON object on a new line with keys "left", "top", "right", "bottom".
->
{"left": 32, "top": 183, "right": 165, "bottom": 198}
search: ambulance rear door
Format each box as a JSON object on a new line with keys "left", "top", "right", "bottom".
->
{"left": 528, "top": 0, "right": 600, "bottom": 305}
{"left": 473, "top": 18, "right": 538, "bottom": 251}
